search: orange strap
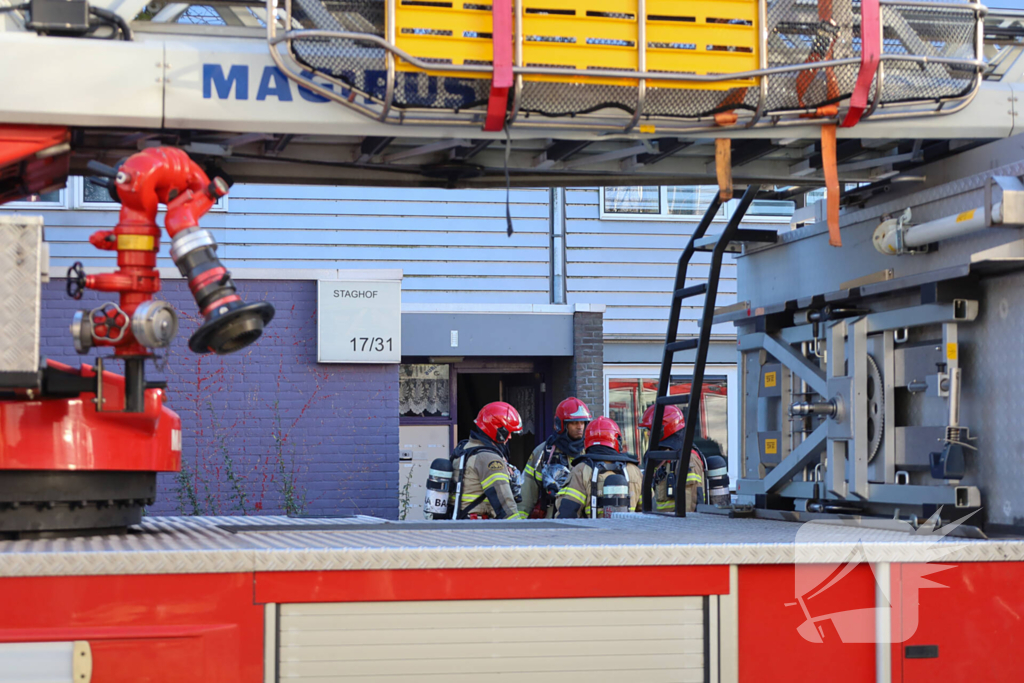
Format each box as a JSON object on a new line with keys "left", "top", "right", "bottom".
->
{"left": 821, "top": 123, "right": 841, "bottom": 247}
{"left": 715, "top": 139, "right": 733, "bottom": 202}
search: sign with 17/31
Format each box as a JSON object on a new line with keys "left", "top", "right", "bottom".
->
{"left": 317, "top": 279, "right": 401, "bottom": 363}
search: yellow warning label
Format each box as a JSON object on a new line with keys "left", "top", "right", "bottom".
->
{"left": 956, "top": 209, "right": 976, "bottom": 223}
{"left": 639, "top": 125, "right": 656, "bottom": 134}
{"left": 764, "top": 371, "right": 777, "bottom": 388}
{"left": 947, "top": 343, "right": 958, "bottom": 361}
{"left": 117, "top": 234, "right": 155, "bottom": 251}
{"left": 765, "top": 439, "right": 778, "bottom": 455}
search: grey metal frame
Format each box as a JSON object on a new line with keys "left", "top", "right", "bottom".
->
{"left": 735, "top": 300, "right": 982, "bottom": 515}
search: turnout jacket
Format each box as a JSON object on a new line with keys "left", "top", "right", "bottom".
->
{"left": 453, "top": 435, "right": 526, "bottom": 520}
{"left": 518, "top": 433, "right": 583, "bottom": 517}
{"left": 554, "top": 446, "right": 642, "bottom": 519}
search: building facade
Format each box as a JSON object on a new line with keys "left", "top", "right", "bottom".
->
{"left": 4, "top": 178, "right": 796, "bottom": 518}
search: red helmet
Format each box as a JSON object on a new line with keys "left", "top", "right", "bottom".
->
{"left": 554, "top": 397, "right": 592, "bottom": 433}
{"left": 584, "top": 417, "right": 622, "bottom": 452}
{"left": 474, "top": 402, "right": 523, "bottom": 444}
{"left": 640, "top": 404, "right": 685, "bottom": 439}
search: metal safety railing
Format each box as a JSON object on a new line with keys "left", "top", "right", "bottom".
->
{"left": 266, "top": 0, "right": 988, "bottom": 133}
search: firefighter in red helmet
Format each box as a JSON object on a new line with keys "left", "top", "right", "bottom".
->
{"left": 640, "top": 405, "right": 706, "bottom": 513}
{"left": 555, "top": 417, "right": 641, "bottom": 518}
{"left": 518, "top": 397, "right": 592, "bottom": 518}
{"left": 449, "top": 401, "right": 528, "bottom": 520}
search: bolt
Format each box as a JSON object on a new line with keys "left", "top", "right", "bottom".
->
{"left": 116, "top": 171, "right": 131, "bottom": 185}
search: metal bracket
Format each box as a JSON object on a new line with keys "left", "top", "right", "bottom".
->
{"left": 892, "top": 207, "right": 929, "bottom": 256}
{"left": 93, "top": 357, "right": 106, "bottom": 413}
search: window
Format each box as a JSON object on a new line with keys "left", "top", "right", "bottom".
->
{"left": 76, "top": 176, "right": 227, "bottom": 211}
{"left": 400, "top": 364, "right": 450, "bottom": 418}
{"left": 3, "top": 187, "right": 67, "bottom": 209}
{"left": 607, "top": 376, "right": 729, "bottom": 459}
{"left": 603, "top": 186, "right": 660, "bottom": 215}
{"left": 601, "top": 186, "right": 795, "bottom": 222}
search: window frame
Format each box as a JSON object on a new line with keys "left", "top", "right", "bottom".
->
{"left": 599, "top": 186, "right": 795, "bottom": 224}
{"left": 71, "top": 176, "right": 229, "bottom": 212}
{"left": 603, "top": 363, "right": 740, "bottom": 487}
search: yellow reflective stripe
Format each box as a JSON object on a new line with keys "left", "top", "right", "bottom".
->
{"left": 509, "top": 511, "right": 528, "bottom": 520}
{"left": 481, "top": 472, "right": 510, "bottom": 489}
{"left": 687, "top": 473, "right": 703, "bottom": 483}
{"left": 558, "top": 487, "right": 586, "bottom": 505}
{"left": 524, "top": 464, "right": 536, "bottom": 476}
{"left": 656, "top": 500, "right": 675, "bottom": 510}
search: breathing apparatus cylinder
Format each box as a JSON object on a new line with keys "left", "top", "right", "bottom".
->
{"left": 424, "top": 458, "right": 454, "bottom": 518}
{"left": 599, "top": 473, "right": 630, "bottom": 516}
{"left": 706, "top": 455, "right": 731, "bottom": 507}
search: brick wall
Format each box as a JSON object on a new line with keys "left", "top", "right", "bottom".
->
{"left": 571, "top": 311, "right": 604, "bottom": 416}
{"left": 40, "top": 279, "right": 399, "bottom": 519}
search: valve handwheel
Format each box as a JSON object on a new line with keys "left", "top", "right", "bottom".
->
{"left": 66, "top": 262, "right": 86, "bottom": 300}
{"left": 91, "top": 302, "right": 128, "bottom": 343}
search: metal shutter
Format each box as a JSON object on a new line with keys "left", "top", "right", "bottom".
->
{"left": 277, "top": 595, "right": 706, "bottom": 682}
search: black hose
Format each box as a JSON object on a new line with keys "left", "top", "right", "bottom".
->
{"left": 89, "top": 5, "right": 132, "bottom": 40}
{"left": 0, "top": 3, "right": 29, "bottom": 12}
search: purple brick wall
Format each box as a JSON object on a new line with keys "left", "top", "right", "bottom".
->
{"left": 41, "top": 279, "right": 399, "bottom": 519}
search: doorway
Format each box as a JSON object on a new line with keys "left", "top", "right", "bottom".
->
{"left": 455, "top": 368, "right": 546, "bottom": 471}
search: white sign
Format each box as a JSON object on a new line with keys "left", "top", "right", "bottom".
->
{"left": 318, "top": 280, "right": 401, "bottom": 363}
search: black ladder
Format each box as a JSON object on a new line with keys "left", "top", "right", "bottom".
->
{"left": 641, "top": 184, "right": 775, "bottom": 516}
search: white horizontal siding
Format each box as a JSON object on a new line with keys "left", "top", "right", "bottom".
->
{"left": 565, "top": 188, "right": 738, "bottom": 338}
{"left": 8, "top": 183, "right": 760, "bottom": 335}
{"left": 12, "top": 186, "right": 551, "bottom": 306}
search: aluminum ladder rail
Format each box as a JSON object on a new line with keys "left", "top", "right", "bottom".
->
{"left": 640, "top": 184, "right": 775, "bottom": 516}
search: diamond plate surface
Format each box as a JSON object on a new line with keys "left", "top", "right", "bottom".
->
{"left": 960, "top": 270, "right": 1024, "bottom": 527}
{"left": 0, "top": 216, "right": 42, "bottom": 375}
{"left": 2, "top": 514, "right": 1024, "bottom": 578}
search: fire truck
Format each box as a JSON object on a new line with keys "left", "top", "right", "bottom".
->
{"left": 2, "top": 0, "right": 1024, "bottom": 681}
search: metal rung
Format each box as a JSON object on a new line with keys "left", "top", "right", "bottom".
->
{"left": 665, "top": 339, "right": 699, "bottom": 354}
{"left": 694, "top": 229, "right": 779, "bottom": 253}
{"left": 656, "top": 394, "right": 690, "bottom": 406}
{"left": 673, "top": 283, "right": 708, "bottom": 300}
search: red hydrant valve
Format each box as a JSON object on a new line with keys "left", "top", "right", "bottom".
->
{"left": 69, "top": 147, "right": 274, "bottom": 356}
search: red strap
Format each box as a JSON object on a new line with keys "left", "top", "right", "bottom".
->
{"left": 841, "top": 0, "right": 880, "bottom": 127}
{"left": 484, "top": 0, "right": 513, "bottom": 131}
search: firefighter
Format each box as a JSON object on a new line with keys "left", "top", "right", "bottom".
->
{"left": 449, "top": 401, "right": 528, "bottom": 520}
{"left": 640, "top": 405, "right": 706, "bottom": 513}
{"left": 518, "top": 397, "right": 592, "bottom": 518}
{"left": 555, "top": 417, "right": 641, "bottom": 519}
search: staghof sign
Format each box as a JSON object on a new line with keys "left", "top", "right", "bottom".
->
{"left": 317, "top": 280, "right": 402, "bottom": 363}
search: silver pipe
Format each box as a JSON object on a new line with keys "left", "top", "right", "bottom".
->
{"left": 380, "top": 0, "right": 396, "bottom": 122}
{"left": 270, "top": 30, "right": 986, "bottom": 81}
{"left": 508, "top": 0, "right": 524, "bottom": 124}
{"left": 746, "top": 0, "right": 768, "bottom": 129}
{"left": 878, "top": 0, "right": 986, "bottom": 13}
{"left": 948, "top": 367, "right": 961, "bottom": 428}
{"left": 623, "top": 0, "right": 646, "bottom": 133}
